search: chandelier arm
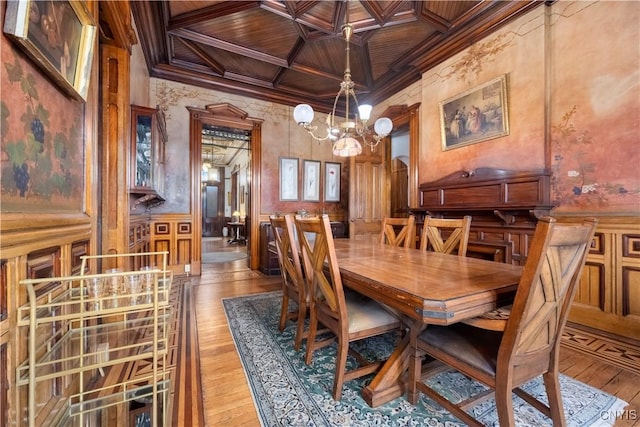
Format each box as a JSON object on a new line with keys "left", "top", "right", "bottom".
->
{"left": 302, "top": 123, "right": 332, "bottom": 142}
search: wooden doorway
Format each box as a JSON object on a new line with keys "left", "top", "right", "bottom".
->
{"left": 348, "top": 104, "right": 420, "bottom": 241}
{"left": 188, "top": 104, "right": 263, "bottom": 275}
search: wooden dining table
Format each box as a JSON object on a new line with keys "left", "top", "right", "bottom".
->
{"left": 330, "top": 239, "right": 523, "bottom": 407}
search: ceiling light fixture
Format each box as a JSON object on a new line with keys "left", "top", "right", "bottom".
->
{"left": 292, "top": 14, "right": 392, "bottom": 157}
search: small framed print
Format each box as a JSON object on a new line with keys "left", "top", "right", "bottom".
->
{"left": 302, "top": 160, "right": 321, "bottom": 202}
{"left": 324, "top": 162, "right": 341, "bottom": 202}
{"left": 279, "top": 157, "right": 298, "bottom": 201}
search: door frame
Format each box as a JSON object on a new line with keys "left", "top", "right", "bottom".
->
{"left": 188, "top": 104, "right": 264, "bottom": 274}
{"left": 347, "top": 104, "right": 420, "bottom": 241}
{"left": 382, "top": 103, "right": 421, "bottom": 209}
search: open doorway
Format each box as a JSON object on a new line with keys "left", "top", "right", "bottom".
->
{"left": 200, "top": 125, "right": 250, "bottom": 264}
{"left": 189, "top": 104, "right": 263, "bottom": 275}
{"left": 390, "top": 125, "right": 410, "bottom": 218}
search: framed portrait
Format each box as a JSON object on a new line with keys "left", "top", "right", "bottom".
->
{"left": 439, "top": 74, "right": 509, "bottom": 151}
{"left": 324, "top": 162, "right": 341, "bottom": 202}
{"left": 302, "top": 160, "right": 321, "bottom": 202}
{"left": 3, "top": 0, "right": 97, "bottom": 101}
{"left": 279, "top": 157, "right": 299, "bottom": 201}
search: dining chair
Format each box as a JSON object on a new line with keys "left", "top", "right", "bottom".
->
{"left": 419, "top": 215, "right": 472, "bottom": 256}
{"left": 408, "top": 217, "right": 598, "bottom": 426}
{"left": 295, "top": 214, "right": 402, "bottom": 400}
{"left": 379, "top": 215, "right": 416, "bottom": 248}
{"left": 270, "top": 214, "right": 308, "bottom": 351}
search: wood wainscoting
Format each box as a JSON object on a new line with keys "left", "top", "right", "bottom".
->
{"left": 561, "top": 215, "right": 640, "bottom": 342}
{"left": 150, "top": 214, "right": 195, "bottom": 276}
{"left": 0, "top": 220, "right": 93, "bottom": 426}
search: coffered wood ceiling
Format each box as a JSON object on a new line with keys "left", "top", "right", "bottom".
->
{"left": 130, "top": 1, "right": 544, "bottom": 115}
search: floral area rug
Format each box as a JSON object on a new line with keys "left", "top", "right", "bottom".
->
{"left": 222, "top": 291, "right": 628, "bottom": 427}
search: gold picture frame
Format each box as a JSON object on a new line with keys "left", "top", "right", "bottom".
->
{"left": 3, "top": 0, "right": 97, "bottom": 101}
{"left": 440, "top": 74, "right": 509, "bottom": 151}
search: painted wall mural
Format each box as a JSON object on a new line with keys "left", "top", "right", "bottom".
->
{"left": 419, "top": 1, "right": 639, "bottom": 214}
{"left": 549, "top": 2, "right": 639, "bottom": 213}
{"left": 551, "top": 106, "right": 639, "bottom": 212}
{"left": 1, "top": 44, "right": 84, "bottom": 213}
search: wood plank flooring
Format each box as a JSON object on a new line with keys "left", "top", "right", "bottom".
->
{"left": 172, "top": 238, "right": 640, "bottom": 426}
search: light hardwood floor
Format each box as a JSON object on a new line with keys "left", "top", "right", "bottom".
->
{"left": 185, "top": 238, "right": 640, "bottom": 427}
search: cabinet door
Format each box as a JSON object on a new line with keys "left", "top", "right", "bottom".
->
{"left": 131, "top": 105, "right": 156, "bottom": 190}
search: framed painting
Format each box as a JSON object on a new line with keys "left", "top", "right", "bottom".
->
{"left": 440, "top": 74, "right": 509, "bottom": 151}
{"left": 3, "top": 0, "right": 97, "bottom": 101}
{"left": 279, "top": 157, "right": 299, "bottom": 201}
{"left": 324, "top": 162, "right": 341, "bottom": 202}
{"left": 302, "top": 160, "right": 321, "bottom": 202}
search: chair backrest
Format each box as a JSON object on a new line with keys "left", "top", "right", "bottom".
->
{"left": 500, "top": 217, "right": 598, "bottom": 372}
{"left": 294, "top": 215, "right": 347, "bottom": 326}
{"left": 379, "top": 215, "right": 416, "bottom": 248}
{"left": 419, "top": 215, "right": 472, "bottom": 256}
{"left": 270, "top": 214, "right": 305, "bottom": 299}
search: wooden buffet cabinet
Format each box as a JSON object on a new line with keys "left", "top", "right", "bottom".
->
{"left": 411, "top": 168, "right": 640, "bottom": 342}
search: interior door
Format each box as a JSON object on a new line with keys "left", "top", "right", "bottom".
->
{"left": 390, "top": 158, "right": 409, "bottom": 217}
{"left": 348, "top": 142, "right": 388, "bottom": 242}
{"left": 202, "top": 180, "right": 225, "bottom": 237}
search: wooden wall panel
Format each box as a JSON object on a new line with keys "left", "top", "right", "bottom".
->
{"left": 623, "top": 234, "right": 640, "bottom": 258}
{"left": 568, "top": 217, "right": 640, "bottom": 341}
{"left": 622, "top": 266, "right": 640, "bottom": 318}
{"left": 177, "top": 239, "right": 192, "bottom": 265}
{"left": 574, "top": 262, "right": 605, "bottom": 310}
{"left": 150, "top": 215, "right": 194, "bottom": 275}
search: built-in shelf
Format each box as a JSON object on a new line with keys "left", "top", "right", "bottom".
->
{"left": 130, "top": 188, "right": 165, "bottom": 210}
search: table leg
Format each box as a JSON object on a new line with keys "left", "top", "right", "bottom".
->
{"left": 361, "top": 333, "right": 409, "bottom": 407}
{"left": 361, "top": 320, "right": 426, "bottom": 407}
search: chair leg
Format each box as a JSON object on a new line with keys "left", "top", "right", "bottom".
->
{"left": 278, "top": 292, "right": 289, "bottom": 332}
{"left": 543, "top": 371, "right": 567, "bottom": 426}
{"left": 304, "top": 306, "right": 318, "bottom": 365}
{"left": 294, "top": 301, "right": 306, "bottom": 351}
{"left": 332, "top": 335, "right": 348, "bottom": 401}
{"left": 495, "top": 381, "right": 516, "bottom": 427}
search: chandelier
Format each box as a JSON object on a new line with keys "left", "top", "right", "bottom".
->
{"left": 292, "top": 19, "right": 392, "bottom": 157}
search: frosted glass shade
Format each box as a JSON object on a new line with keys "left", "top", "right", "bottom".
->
{"left": 358, "top": 104, "right": 372, "bottom": 121}
{"left": 374, "top": 117, "right": 393, "bottom": 136}
{"left": 332, "top": 137, "right": 362, "bottom": 157}
{"left": 293, "top": 104, "right": 314, "bottom": 124}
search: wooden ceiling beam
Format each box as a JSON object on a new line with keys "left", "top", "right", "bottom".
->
{"left": 168, "top": 1, "right": 260, "bottom": 31}
{"left": 170, "top": 28, "right": 289, "bottom": 68}
{"left": 176, "top": 38, "right": 226, "bottom": 76}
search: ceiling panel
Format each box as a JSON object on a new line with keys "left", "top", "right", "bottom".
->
{"left": 130, "top": 0, "right": 544, "bottom": 113}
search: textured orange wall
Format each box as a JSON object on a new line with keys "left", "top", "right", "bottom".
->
{"left": 549, "top": 2, "right": 639, "bottom": 213}
{"left": 415, "top": 1, "right": 639, "bottom": 214}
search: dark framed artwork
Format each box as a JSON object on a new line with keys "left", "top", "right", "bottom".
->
{"left": 324, "top": 162, "right": 341, "bottom": 202}
{"left": 279, "top": 157, "right": 299, "bottom": 201}
{"left": 302, "top": 160, "right": 321, "bottom": 202}
{"left": 3, "top": 0, "right": 97, "bottom": 101}
{"left": 440, "top": 74, "right": 509, "bottom": 151}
